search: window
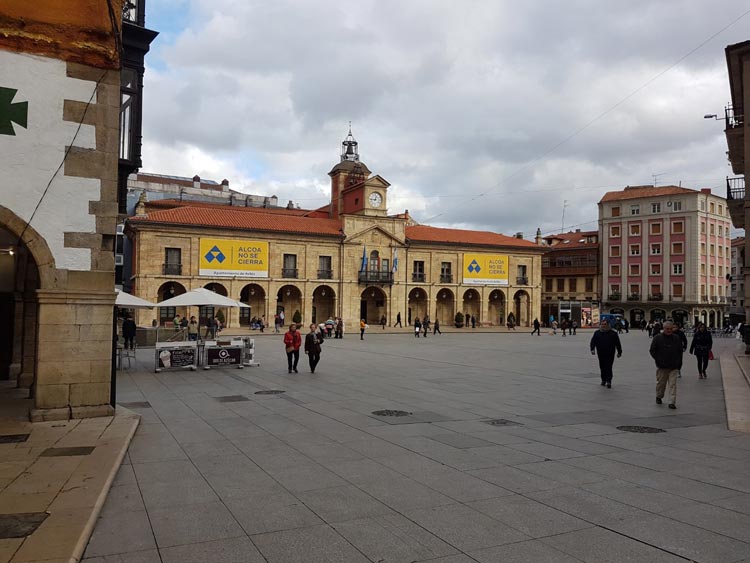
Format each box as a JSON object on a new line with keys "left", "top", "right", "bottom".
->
{"left": 710, "top": 202, "right": 715, "bottom": 214}
{"left": 629, "top": 264, "right": 640, "bottom": 276}
{"left": 672, "top": 242, "right": 683, "bottom": 254}
{"left": 630, "top": 204, "right": 640, "bottom": 215}
{"left": 719, "top": 204, "right": 723, "bottom": 215}
{"left": 650, "top": 222, "right": 662, "bottom": 235}
{"left": 719, "top": 265, "right": 724, "bottom": 277}
{"left": 610, "top": 284, "right": 621, "bottom": 295}
{"left": 673, "top": 283, "right": 683, "bottom": 297}
{"left": 700, "top": 200, "right": 706, "bottom": 211}
{"left": 611, "top": 206, "right": 621, "bottom": 217}
{"left": 610, "top": 225, "right": 621, "bottom": 237}
{"left": 651, "top": 263, "right": 661, "bottom": 275}
{"left": 673, "top": 263, "right": 683, "bottom": 275}
{"left": 710, "top": 223, "right": 715, "bottom": 235}
{"left": 672, "top": 221, "right": 684, "bottom": 234}
{"left": 629, "top": 244, "right": 640, "bottom": 256}
{"left": 700, "top": 263, "right": 706, "bottom": 275}
{"left": 557, "top": 278, "right": 565, "bottom": 292}
{"left": 585, "top": 278, "right": 594, "bottom": 292}
{"left": 545, "top": 278, "right": 553, "bottom": 292}
{"left": 318, "top": 255, "right": 332, "bottom": 279}
{"left": 629, "top": 224, "right": 640, "bottom": 236}
{"left": 701, "top": 242, "right": 706, "bottom": 255}
{"left": 610, "top": 264, "right": 621, "bottom": 276}
{"left": 568, "top": 278, "right": 577, "bottom": 292}
{"left": 701, "top": 222, "right": 706, "bottom": 234}
{"left": 710, "top": 264, "right": 715, "bottom": 276}
{"left": 610, "top": 245, "right": 620, "bottom": 257}
{"left": 440, "top": 262, "right": 452, "bottom": 283}
{"left": 719, "top": 246, "right": 723, "bottom": 258}
{"left": 282, "top": 254, "right": 298, "bottom": 278}
{"left": 650, "top": 284, "right": 661, "bottom": 296}
{"left": 164, "top": 248, "right": 181, "bottom": 275}
{"left": 672, "top": 201, "right": 682, "bottom": 211}
{"left": 650, "top": 243, "right": 661, "bottom": 255}
{"left": 651, "top": 202, "right": 661, "bottom": 213}
{"left": 710, "top": 244, "right": 715, "bottom": 256}
{"left": 412, "top": 260, "right": 425, "bottom": 282}
{"left": 629, "top": 284, "right": 640, "bottom": 296}
{"left": 718, "top": 225, "right": 723, "bottom": 236}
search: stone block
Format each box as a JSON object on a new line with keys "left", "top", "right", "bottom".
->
{"left": 80, "top": 323, "right": 114, "bottom": 341}
{"left": 75, "top": 304, "right": 113, "bottom": 325}
{"left": 38, "top": 324, "right": 81, "bottom": 342}
{"left": 71, "top": 404, "right": 114, "bottom": 419}
{"left": 38, "top": 304, "right": 78, "bottom": 325}
{"left": 90, "top": 360, "right": 114, "bottom": 382}
{"left": 67, "top": 270, "right": 115, "bottom": 292}
{"left": 30, "top": 407, "right": 70, "bottom": 422}
{"left": 70, "top": 382, "right": 110, "bottom": 407}
{"left": 35, "top": 384, "right": 70, "bottom": 409}
{"left": 37, "top": 359, "right": 91, "bottom": 384}
{"left": 37, "top": 339, "right": 111, "bottom": 363}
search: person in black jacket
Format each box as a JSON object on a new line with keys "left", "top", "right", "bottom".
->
{"left": 590, "top": 319, "right": 622, "bottom": 388}
{"left": 649, "top": 321, "right": 683, "bottom": 409}
{"left": 689, "top": 323, "right": 713, "bottom": 379}
{"left": 122, "top": 315, "right": 137, "bottom": 350}
{"left": 304, "top": 324, "right": 322, "bottom": 374}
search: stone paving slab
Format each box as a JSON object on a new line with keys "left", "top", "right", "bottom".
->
{"left": 82, "top": 332, "right": 750, "bottom": 562}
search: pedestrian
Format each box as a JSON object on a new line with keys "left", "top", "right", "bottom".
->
{"left": 465, "top": 312, "right": 471, "bottom": 328}
{"left": 335, "top": 317, "right": 344, "bottom": 339}
{"left": 283, "top": 323, "right": 302, "bottom": 373}
{"left": 552, "top": 320, "right": 558, "bottom": 335}
{"left": 259, "top": 315, "right": 265, "bottom": 332}
{"left": 590, "top": 319, "right": 622, "bottom": 388}
{"left": 649, "top": 321, "right": 683, "bottom": 409}
{"left": 531, "top": 318, "right": 541, "bottom": 336}
{"left": 180, "top": 316, "right": 188, "bottom": 330}
{"left": 623, "top": 318, "right": 629, "bottom": 333}
{"left": 689, "top": 323, "right": 713, "bottom": 379}
{"left": 206, "top": 316, "right": 216, "bottom": 339}
{"left": 360, "top": 319, "right": 367, "bottom": 340}
{"left": 675, "top": 323, "right": 688, "bottom": 378}
{"left": 304, "top": 323, "right": 323, "bottom": 373}
{"left": 187, "top": 315, "right": 199, "bottom": 341}
{"left": 561, "top": 320, "right": 567, "bottom": 337}
{"left": 279, "top": 310, "right": 285, "bottom": 326}
{"left": 395, "top": 312, "right": 402, "bottom": 327}
{"left": 173, "top": 314, "right": 181, "bottom": 330}
{"left": 571, "top": 320, "right": 578, "bottom": 335}
{"left": 652, "top": 320, "right": 662, "bottom": 337}
{"left": 380, "top": 314, "right": 387, "bottom": 330}
{"left": 422, "top": 319, "right": 429, "bottom": 338}
{"left": 433, "top": 318, "right": 441, "bottom": 335}
{"left": 274, "top": 313, "right": 280, "bottom": 333}
{"left": 471, "top": 315, "right": 476, "bottom": 328}
{"left": 122, "top": 314, "right": 136, "bottom": 350}
{"left": 414, "top": 317, "right": 421, "bottom": 338}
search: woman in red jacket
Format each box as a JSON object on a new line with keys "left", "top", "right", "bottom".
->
{"left": 283, "top": 324, "right": 302, "bottom": 373}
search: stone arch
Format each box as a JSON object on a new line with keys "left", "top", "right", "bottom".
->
{"left": 361, "top": 286, "right": 387, "bottom": 325}
{"left": 462, "top": 289, "right": 481, "bottom": 325}
{"left": 157, "top": 281, "right": 187, "bottom": 325}
{"left": 630, "top": 308, "right": 645, "bottom": 325}
{"left": 202, "top": 282, "right": 229, "bottom": 326}
{"left": 0, "top": 206, "right": 57, "bottom": 290}
{"left": 277, "top": 284, "right": 302, "bottom": 325}
{"left": 513, "top": 290, "right": 530, "bottom": 327}
{"left": 672, "top": 309, "right": 689, "bottom": 326}
{"left": 708, "top": 310, "right": 716, "bottom": 328}
{"left": 435, "top": 288, "right": 455, "bottom": 326}
{"left": 650, "top": 308, "right": 666, "bottom": 322}
{"left": 408, "top": 287, "right": 428, "bottom": 323}
{"left": 239, "top": 283, "right": 265, "bottom": 326}
{"left": 488, "top": 289, "right": 506, "bottom": 326}
{"left": 312, "top": 285, "right": 336, "bottom": 324}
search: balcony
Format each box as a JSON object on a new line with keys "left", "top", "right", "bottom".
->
{"left": 359, "top": 271, "right": 393, "bottom": 285}
{"left": 647, "top": 293, "right": 663, "bottom": 301}
{"left": 317, "top": 269, "right": 333, "bottom": 279}
{"left": 670, "top": 295, "right": 684, "bottom": 302}
{"left": 412, "top": 272, "right": 426, "bottom": 282}
{"left": 701, "top": 295, "right": 709, "bottom": 303}
{"left": 727, "top": 176, "right": 745, "bottom": 229}
{"left": 440, "top": 274, "right": 453, "bottom": 283}
{"left": 281, "top": 268, "right": 298, "bottom": 279}
{"left": 608, "top": 293, "right": 621, "bottom": 301}
{"left": 627, "top": 293, "right": 641, "bottom": 301}
{"left": 516, "top": 276, "right": 529, "bottom": 285}
{"left": 725, "top": 106, "right": 744, "bottom": 176}
{"left": 163, "top": 263, "right": 182, "bottom": 276}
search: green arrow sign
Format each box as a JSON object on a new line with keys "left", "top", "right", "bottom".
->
{"left": 0, "top": 87, "right": 28, "bottom": 136}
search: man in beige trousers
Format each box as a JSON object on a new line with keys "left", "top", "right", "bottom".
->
{"left": 649, "top": 321, "right": 683, "bottom": 409}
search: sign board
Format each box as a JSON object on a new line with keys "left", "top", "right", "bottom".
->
{"left": 205, "top": 346, "right": 243, "bottom": 367}
{"left": 154, "top": 342, "right": 198, "bottom": 372}
{"left": 462, "top": 254, "right": 509, "bottom": 285}
{"left": 199, "top": 238, "right": 269, "bottom": 278}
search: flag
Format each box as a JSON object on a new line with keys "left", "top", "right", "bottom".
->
{"left": 392, "top": 247, "right": 398, "bottom": 273}
{"left": 360, "top": 244, "right": 368, "bottom": 273}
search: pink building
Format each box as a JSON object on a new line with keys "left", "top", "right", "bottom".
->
{"left": 598, "top": 185, "right": 731, "bottom": 327}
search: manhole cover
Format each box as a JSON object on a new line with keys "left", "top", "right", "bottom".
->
{"left": 40, "top": 446, "right": 96, "bottom": 457}
{"left": 0, "top": 513, "right": 48, "bottom": 539}
{"left": 254, "top": 390, "right": 285, "bottom": 395}
{"left": 214, "top": 395, "right": 250, "bottom": 402}
{"left": 118, "top": 401, "right": 151, "bottom": 409}
{"left": 616, "top": 425, "right": 666, "bottom": 433}
{"left": 372, "top": 410, "right": 412, "bottom": 417}
{"left": 484, "top": 419, "right": 522, "bottom": 426}
{"left": 0, "top": 434, "right": 30, "bottom": 444}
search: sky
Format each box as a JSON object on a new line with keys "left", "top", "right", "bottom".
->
{"left": 140, "top": 0, "right": 750, "bottom": 239}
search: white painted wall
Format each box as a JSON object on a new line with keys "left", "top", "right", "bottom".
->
{"left": 0, "top": 51, "right": 101, "bottom": 271}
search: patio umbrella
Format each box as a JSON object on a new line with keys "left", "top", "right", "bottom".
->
{"left": 156, "top": 287, "right": 249, "bottom": 308}
{"left": 115, "top": 289, "right": 155, "bottom": 308}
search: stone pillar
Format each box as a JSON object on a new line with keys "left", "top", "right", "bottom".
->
{"left": 18, "top": 295, "right": 37, "bottom": 390}
{"left": 480, "top": 287, "right": 490, "bottom": 327}
{"left": 10, "top": 293, "right": 24, "bottom": 381}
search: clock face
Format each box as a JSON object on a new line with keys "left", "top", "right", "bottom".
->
{"left": 368, "top": 192, "right": 383, "bottom": 208}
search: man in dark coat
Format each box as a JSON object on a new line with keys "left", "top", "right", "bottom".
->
{"left": 649, "top": 321, "right": 683, "bottom": 409}
{"left": 590, "top": 319, "right": 622, "bottom": 388}
{"left": 689, "top": 323, "right": 713, "bottom": 379}
{"left": 122, "top": 315, "right": 137, "bottom": 350}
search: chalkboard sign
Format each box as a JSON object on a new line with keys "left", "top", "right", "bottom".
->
{"left": 206, "top": 346, "right": 242, "bottom": 367}
{"left": 155, "top": 343, "right": 198, "bottom": 372}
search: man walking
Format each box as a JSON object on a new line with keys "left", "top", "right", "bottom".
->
{"left": 531, "top": 318, "right": 541, "bottom": 336}
{"left": 283, "top": 324, "right": 302, "bottom": 373}
{"left": 433, "top": 318, "right": 441, "bottom": 335}
{"left": 590, "top": 319, "right": 622, "bottom": 388}
{"left": 395, "top": 312, "right": 402, "bottom": 327}
{"left": 649, "top": 321, "right": 683, "bottom": 409}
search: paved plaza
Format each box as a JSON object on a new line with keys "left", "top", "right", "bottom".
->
{"left": 83, "top": 330, "right": 750, "bottom": 563}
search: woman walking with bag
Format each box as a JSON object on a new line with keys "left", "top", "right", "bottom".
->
{"left": 283, "top": 324, "right": 302, "bottom": 373}
{"left": 689, "top": 323, "right": 713, "bottom": 379}
{"left": 304, "top": 324, "right": 323, "bottom": 373}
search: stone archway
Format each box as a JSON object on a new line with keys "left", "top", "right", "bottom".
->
{"left": 157, "top": 281, "right": 187, "bottom": 325}
{"left": 513, "top": 290, "right": 530, "bottom": 327}
{"left": 239, "top": 283, "right": 265, "bottom": 326}
{"left": 672, "top": 309, "right": 689, "bottom": 327}
{"left": 488, "top": 289, "right": 505, "bottom": 326}
{"left": 462, "top": 289, "right": 481, "bottom": 325}
{"left": 630, "top": 308, "right": 645, "bottom": 325}
{"left": 361, "top": 286, "right": 387, "bottom": 325}
{"left": 277, "top": 284, "right": 302, "bottom": 325}
{"left": 408, "top": 287, "right": 428, "bottom": 324}
{"left": 203, "top": 282, "right": 228, "bottom": 326}
{"left": 650, "top": 308, "right": 666, "bottom": 322}
{"left": 435, "top": 288, "right": 455, "bottom": 326}
{"left": 708, "top": 310, "right": 716, "bottom": 328}
{"left": 312, "top": 285, "right": 336, "bottom": 324}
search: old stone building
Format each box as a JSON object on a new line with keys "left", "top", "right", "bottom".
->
{"left": 127, "top": 132, "right": 545, "bottom": 329}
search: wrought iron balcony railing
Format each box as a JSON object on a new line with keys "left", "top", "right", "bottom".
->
{"left": 727, "top": 176, "right": 745, "bottom": 201}
{"left": 608, "top": 293, "right": 621, "bottom": 301}
{"left": 647, "top": 293, "right": 663, "bottom": 301}
{"left": 359, "top": 271, "right": 394, "bottom": 285}
{"left": 516, "top": 276, "right": 529, "bottom": 285}
{"left": 163, "top": 263, "right": 182, "bottom": 275}
{"left": 317, "top": 269, "right": 333, "bottom": 279}
{"left": 281, "top": 268, "right": 298, "bottom": 279}
{"left": 627, "top": 293, "right": 641, "bottom": 301}
{"left": 412, "top": 272, "right": 426, "bottom": 282}
{"left": 440, "top": 274, "right": 453, "bottom": 283}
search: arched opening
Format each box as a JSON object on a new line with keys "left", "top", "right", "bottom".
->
{"left": 435, "top": 289, "right": 455, "bottom": 326}
{"left": 650, "top": 308, "right": 666, "bottom": 322}
{"left": 610, "top": 308, "right": 625, "bottom": 315}
{"left": 409, "top": 288, "right": 428, "bottom": 323}
{"left": 462, "top": 289, "right": 481, "bottom": 325}
{"left": 203, "top": 282, "right": 228, "bottom": 327}
{"left": 630, "top": 308, "right": 645, "bottom": 325}
{"left": 277, "top": 285, "right": 302, "bottom": 325}
{"left": 239, "top": 284, "right": 265, "bottom": 326}
{"left": 157, "top": 281, "right": 187, "bottom": 326}
{"left": 708, "top": 310, "right": 716, "bottom": 328}
{"left": 672, "top": 309, "right": 688, "bottom": 327}
{"left": 513, "top": 290, "right": 530, "bottom": 327}
{"left": 312, "top": 285, "right": 335, "bottom": 324}
{"left": 488, "top": 290, "right": 505, "bottom": 326}
{"left": 361, "top": 287, "right": 387, "bottom": 325}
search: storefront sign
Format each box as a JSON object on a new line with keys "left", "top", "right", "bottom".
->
{"left": 462, "top": 254, "right": 509, "bottom": 285}
{"left": 199, "top": 238, "right": 269, "bottom": 278}
{"left": 155, "top": 343, "right": 197, "bottom": 370}
{"left": 205, "top": 346, "right": 243, "bottom": 366}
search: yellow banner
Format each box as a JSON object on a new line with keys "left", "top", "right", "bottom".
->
{"left": 463, "top": 254, "right": 508, "bottom": 285}
{"left": 199, "top": 238, "right": 268, "bottom": 278}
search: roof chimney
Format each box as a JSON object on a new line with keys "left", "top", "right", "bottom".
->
{"left": 576, "top": 228, "right": 581, "bottom": 233}
{"left": 192, "top": 175, "right": 200, "bottom": 189}
{"left": 515, "top": 232, "right": 524, "bottom": 239}
{"left": 221, "top": 179, "right": 229, "bottom": 191}
{"left": 535, "top": 227, "right": 543, "bottom": 245}
{"left": 700, "top": 188, "right": 712, "bottom": 194}
{"left": 287, "top": 200, "right": 294, "bottom": 209}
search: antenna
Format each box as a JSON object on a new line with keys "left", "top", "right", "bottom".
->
{"left": 652, "top": 172, "right": 666, "bottom": 186}
{"left": 561, "top": 200, "right": 569, "bottom": 233}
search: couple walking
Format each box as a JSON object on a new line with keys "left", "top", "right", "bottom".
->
{"left": 283, "top": 324, "right": 324, "bottom": 374}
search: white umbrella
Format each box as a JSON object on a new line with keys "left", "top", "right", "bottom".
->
{"left": 156, "top": 287, "right": 249, "bottom": 308}
{"left": 115, "top": 289, "right": 155, "bottom": 308}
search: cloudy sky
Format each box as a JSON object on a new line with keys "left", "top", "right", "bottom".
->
{"left": 141, "top": 1, "right": 749, "bottom": 238}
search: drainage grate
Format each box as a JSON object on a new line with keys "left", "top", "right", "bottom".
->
{"left": 616, "top": 425, "right": 666, "bottom": 434}
{"left": 372, "top": 409, "right": 412, "bottom": 417}
{"left": 40, "top": 446, "right": 96, "bottom": 457}
{"left": 118, "top": 401, "right": 151, "bottom": 409}
{"left": 254, "top": 390, "right": 285, "bottom": 395}
{"left": 0, "top": 434, "right": 30, "bottom": 444}
{"left": 214, "top": 395, "right": 250, "bottom": 402}
{"left": 0, "top": 513, "right": 49, "bottom": 539}
{"left": 484, "top": 419, "right": 522, "bottom": 427}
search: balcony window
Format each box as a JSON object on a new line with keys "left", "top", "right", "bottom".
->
{"left": 568, "top": 278, "right": 577, "bottom": 292}
{"left": 629, "top": 224, "right": 640, "bottom": 236}
{"left": 611, "top": 206, "right": 620, "bottom": 217}
{"left": 440, "top": 262, "right": 452, "bottom": 283}
{"left": 585, "top": 278, "right": 594, "bottom": 292}
{"left": 610, "top": 225, "right": 620, "bottom": 238}
{"left": 317, "top": 255, "right": 333, "bottom": 279}
{"left": 282, "top": 254, "right": 298, "bottom": 278}
{"left": 650, "top": 243, "right": 661, "bottom": 255}
{"left": 629, "top": 244, "right": 640, "bottom": 256}
{"left": 557, "top": 278, "right": 565, "bottom": 292}
{"left": 164, "top": 248, "right": 181, "bottom": 275}
{"left": 412, "top": 260, "right": 425, "bottom": 282}
{"left": 517, "top": 265, "right": 528, "bottom": 285}
{"left": 650, "top": 222, "right": 662, "bottom": 235}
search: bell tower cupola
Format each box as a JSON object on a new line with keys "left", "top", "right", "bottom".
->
{"left": 328, "top": 124, "right": 371, "bottom": 218}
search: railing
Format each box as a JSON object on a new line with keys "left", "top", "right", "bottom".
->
{"left": 727, "top": 177, "right": 745, "bottom": 201}
{"left": 163, "top": 263, "right": 182, "bottom": 275}
{"left": 647, "top": 293, "right": 663, "bottom": 301}
{"left": 359, "top": 271, "right": 393, "bottom": 284}
{"left": 701, "top": 295, "right": 709, "bottom": 302}
{"left": 670, "top": 295, "right": 684, "bottom": 302}
{"left": 317, "top": 269, "right": 333, "bottom": 279}
{"left": 412, "top": 272, "right": 426, "bottom": 282}
{"left": 726, "top": 106, "right": 743, "bottom": 129}
{"left": 627, "top": 293, "right": 641, "bottom": 301}
{"left": 281, "top": 268, "right": 298, "bottom": 278}
{"left": 440, "top": 274, "right": 453, "bottom": 283}
{"left": 608, "top": 294, "right": 621, "bottom": 301}
{"left": 516, "top": 277, "right": 529, "bottom": 285}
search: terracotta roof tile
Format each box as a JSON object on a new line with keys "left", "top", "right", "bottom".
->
{"left": 147, "top": 199, "right": 312, "bottom": 216}
{"left": 543, "top": 230, "right": 599, "bottom": 250}
{"left": 406, "top": 225, "right": 539, "bottom": 248}
{"left": 599, "top": 185, "right": 698, "bottom": 203}
{"left": 129, "top": 206, "right": 343, "bottom": 237}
